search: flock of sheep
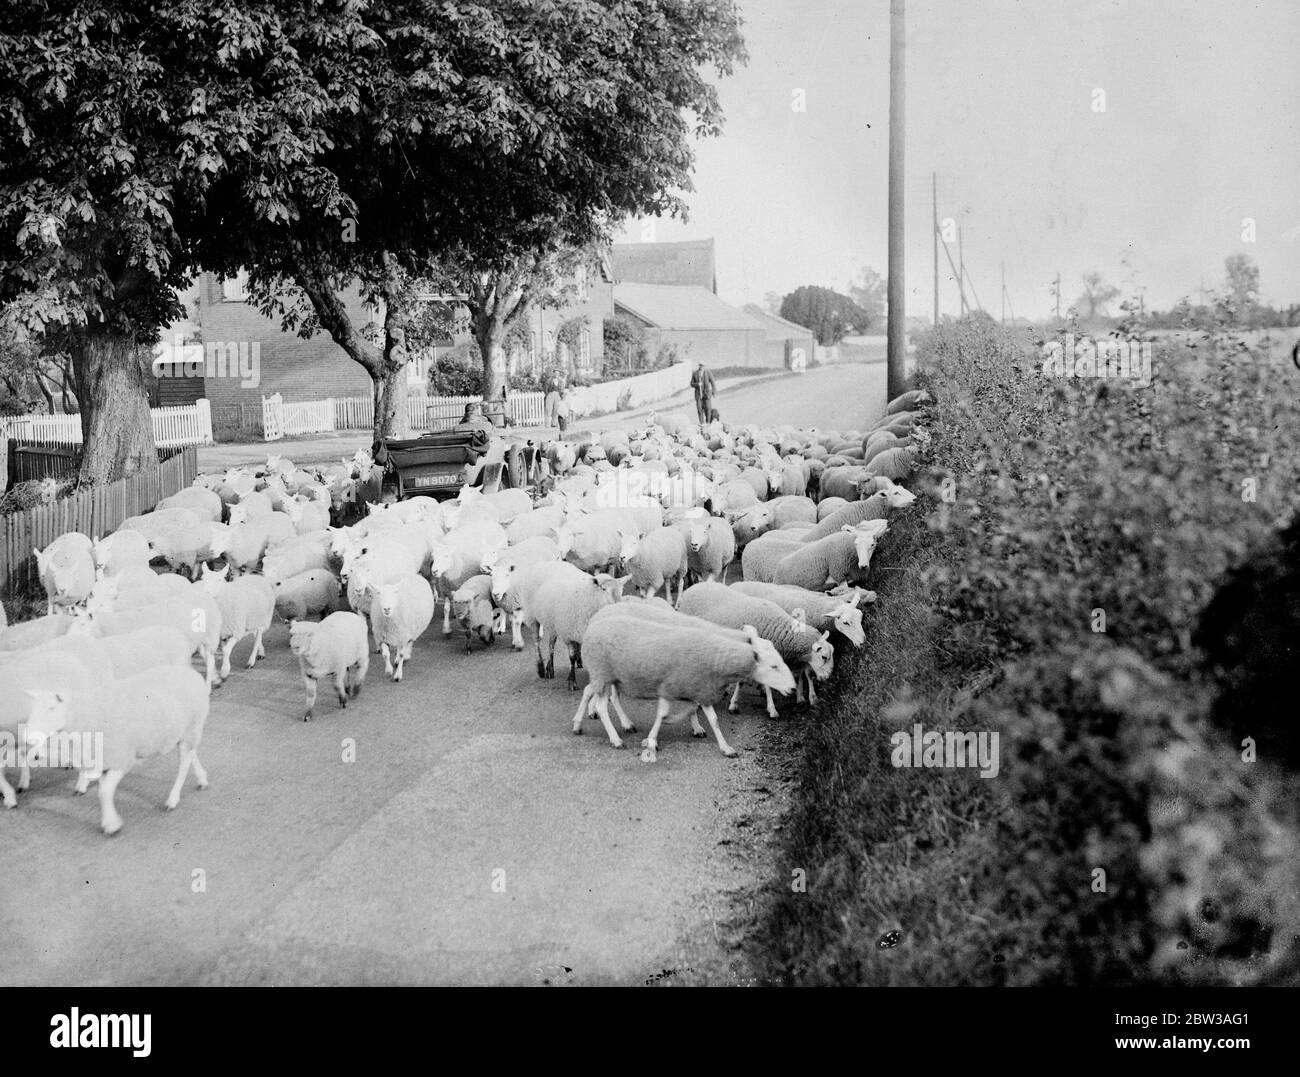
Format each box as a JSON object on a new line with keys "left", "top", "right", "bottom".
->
{"left": 0, "top": 388, "right": 930, "bottom": 832}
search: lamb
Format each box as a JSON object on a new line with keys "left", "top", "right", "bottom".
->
{"left": 527, "top": 567, "right": 626, "bottom": 688}
{"left": 429, "top": 522, "right": 508, "bottom": 635}
{"left": 34, "top": 532, "right": 95, "bottom": 612}
{"left": 0, "top": 652, "right": 91, "bottom": 806}
{"left": 803, "top": 485, "right": 916, "bottom": 541}
{"left": 678, "top": 582, "right": 835, "bottom": 711}
{"left": 369, "top": 573, "right": 436, "bottom": 679}
{"left": 450, "top": 574, "right": 497, "bottom": 653}
{"left": 773, "top": 521, "right": 888, "bottom": 592}
{"left": 732, "top": 581, "right": 869, "bottom": 647}
{"left": 288, "top": 612, "right": 370, "bottom": 720}
{"left": 625, "top": 526, "right": 689, "bottom": 604}
{"left": 92, "top": 530, "right": 152, "bottom": 578}
{"left": 0, "top": 612, "right": 75, "bottom": 652}
{"left": 273, "top": 569, "right": 342, "bottom": 622}
{"left": 77, "top": 588, "right": 223, "bottom": 687}
{"left": 23, "top": 666, "right": 209, "bottom": 834}
{"left": 197, "top": 564, "right": 276, "bottom": 685}
{"left": 575, "top": 615, "right": 794, "bottom": 759}
{"left": 817, "top": 465, "right": 873, "bottom": 502}
{"left": 675, "top": 508, "right": 736, "bottom": 584}
{"left": 485, "top": 536, "right": 566, "bottom": 644}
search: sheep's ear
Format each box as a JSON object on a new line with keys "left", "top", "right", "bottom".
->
{"left": 840, "top": 524, "right": 856, "bottom": 533}
{"left": 820, "top": 630, "right": 831, "bottom": 642}
{"left": 848, "top": 591, "right": 863, "bottom": 608}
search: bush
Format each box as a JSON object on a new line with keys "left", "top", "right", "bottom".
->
{"left": 751, "top": 314, "right": 1300, "bottom": 986}
{"left": 602, "top": 316, "right": 648, "bottom": 369}
{"left": 429, "top": 343, "right": 483, "bottom": 396}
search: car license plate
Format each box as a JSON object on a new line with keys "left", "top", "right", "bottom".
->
{"left": 410, "top": 473, "right": 458, "bottom": 488}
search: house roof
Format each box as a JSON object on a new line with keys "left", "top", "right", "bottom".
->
{"left": 613, "top": 283, "right": 762, "bottom": 332}
{"left": 610, "top": 239, "right": 716, "bottom": 291}
{"left": 742, "top": 303, "right": 816, "bottom": 339}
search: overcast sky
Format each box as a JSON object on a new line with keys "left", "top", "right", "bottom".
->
{"left": 615, "top": 0, "right": 1300, "bottom": 320}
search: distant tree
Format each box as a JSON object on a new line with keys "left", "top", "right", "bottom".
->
{"left": 1075, "top": 272, "right": 1121, "bottom": 320}
{"left": 1223, "top": 254, "right": 1261, "bottom": 320}
{"left": 780, "top": 285, "right": 870, "bottom": 345}
{"left": 848, "top": 266, "right": 887, "bottom": 325}
{"left": 761, "top": 290, "right": 785, "bottom": 316}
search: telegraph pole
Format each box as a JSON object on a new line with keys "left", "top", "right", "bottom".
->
{"left": 932, "top": 172, "right": 939, "bottom": 326}
{"left": 886, "top": 0, "right": 907, "bottom": 400}
{"left": 957, "top": 224, "right": 968, "bottom": 315}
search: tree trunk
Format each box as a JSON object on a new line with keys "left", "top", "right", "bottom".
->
{"left": 475, "top": 316, "right": 506, "bottom": 399}
{"left": 72, "top": 330, "right": 158, "bottom": 485}
{"left": 373, "top": 361, "right": 411, "bottom": 449}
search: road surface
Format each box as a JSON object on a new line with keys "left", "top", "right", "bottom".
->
{"left": 3, "top": 362, "right": 886, "bottom": 986}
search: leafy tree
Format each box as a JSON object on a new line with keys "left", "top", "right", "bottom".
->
{"left": 848, "top": 266, "right": 887, "bottom": 325}
{"left": 1222, "top": 254, "right": 1261, "bottom": 319}
{"left": 1075, "top": 271, "right": 1121, "bottom": 321}
{"left": 780, "top": 285, "right": 870, "bottom": 345}
{"left": 214, "top": 0, "right": 746, "bottom": 449}
{"left": 603, "top": 315, "right": 646, "bottom": 369}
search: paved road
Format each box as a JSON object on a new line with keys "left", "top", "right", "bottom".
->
{"left": 2, "top": 362, "right": 886, "bottom": 986}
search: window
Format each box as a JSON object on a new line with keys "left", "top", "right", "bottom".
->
{"left": 219, "top": 271, "right": 249, "bottom": 301}
{"left": 575, "top": 266, "right": 589, "bottom": 303}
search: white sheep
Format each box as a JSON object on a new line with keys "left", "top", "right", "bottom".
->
{"left": 0, "top": 652, "right": 90, "bottom": 806}
{"left": 156, "top": 486, "right": 223, "bottom": 522}
{"left": 804, "top": 485, "right": 916, "bottom": 541}
{"left": 494, "top": 557, "right": 580, "bottom": 651}
{"left": 732, "top": 581, "right": 869, "bottom": 647}
{"left": 273, "top": 568, "right": 342, "bottom": 622}
{"left": 576, "top": 614, "right": 794, "bottom": 758}
{"left": 369, "top": 573, "right": 436, "bottom": 680}
{"left": 34, "top": 532, "right": 95, "bottom": 613}
{"left": 23, "top": 666, "right": 209, "bottom": 834}
{"left": 262, "top": 531, "right": 333, "bottom": 582}
{"left": 75, "top": 588, "right": 223, "bottom": 687}
{"left": 679, "top": 582, "right": 835, "bottom": 712}
{"left": 92, "top": 530, "right": 152, "bottom": 578}
{"left": 150, "top": 521, "right": 210, "bottom": 578}
{"left": 728, "top": 503, "right": 776, "bottom": 549}
{"left": 288, "top": 612, "right": 370, "bottom": 720}
{"left": 36, "top": 622, "right": 194, "bottom": 679}
{"left": 450, "top": 574, "right": 497, "bottom": 653}
{"left": 526, "top": 565, "right": 627, "bottom": 688}
{"left": 197, "top": 564, "right": 276, "bottom": 684}
{"left": 285, "top": 498, "right": 330, "bottom": 535}
{"left": 773, "top": 520, "right": 888, "bottom": 591}
{"left": 0, "top": 612, "right": 75, "bottom": 652}
{"left": 88, "top": 568, "right": 192, "bottom": 611}
{"left": 675, "top": 508, "right": 736, "bottom": 584}
{"left": 625, "top": 526, "right": 689, "bottom": 605}
{"left": 562, "top": 509, "right": 641, "bottom": 575}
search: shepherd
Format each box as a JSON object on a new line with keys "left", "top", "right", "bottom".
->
{"left": 690, "top": 362, "right": 716, "bottom": 426}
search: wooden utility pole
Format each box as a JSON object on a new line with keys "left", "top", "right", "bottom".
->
{"left": 886, "top": 0, "right": 907, "bottom": 400}
{"left": 957, "top": 224, "right": 967, "bottom": 315}
{"left": 932, "top": 172, "right": 939, "bottom": 326}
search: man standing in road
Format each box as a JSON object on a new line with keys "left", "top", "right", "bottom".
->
{"left": 690, "top": 362, "right": 716, "bottom": 425}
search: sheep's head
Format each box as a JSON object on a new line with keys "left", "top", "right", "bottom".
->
{"left": 808, "top": 632, "right": 835, "bottom": 679}
{"left": 429, "top": 543, "right": 455, "bottom": 580}
{"left": 683, "top": 509, "right": 710, "bottom": 552}
{"left": 743, "top": 627, "right": 796, "bottom": 696}
{"left": 845, "top": 524, "right": 882, "bottom": 569}
{"left": 22, "top": 689, "right": 72, "bottom": 761}
{"left": 617, "top": 528, "right": 639, "bottom": 564}
{"left": 554, "top": 525, "right": 574, "bottom": 558}
{"left": 375, "top": 584, "right": 402, "bottom": 618}
{"left": 884, "top": 485, "right": 916, "bottom": 508}
{"left": 289, "top": 621, "right": 319, "bottom": 658}
{"left": 227, "top": 503, "right": 250, "bottom": 528}
{"left": 832, "top": 603, "right": 866, "bottom": 647}
{"left": 91, "top": 537, "right": 111, "bottom": 570}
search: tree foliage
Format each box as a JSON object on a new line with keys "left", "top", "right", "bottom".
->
{"left": 779, "top": 285, "right": 870, "bottom": 345}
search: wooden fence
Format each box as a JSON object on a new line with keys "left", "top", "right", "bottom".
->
{"left": 0, "top": 399, "right": 213, "bottom": 448}
{"left": 0, "top": 446, "right": 198, "bottom": 599}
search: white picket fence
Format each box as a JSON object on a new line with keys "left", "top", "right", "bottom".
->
{"left": 258, "top": 365, "right": 689, "bottom": 442}
{"left": 0, "top": 399, "right": 213, "bottom": 448}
